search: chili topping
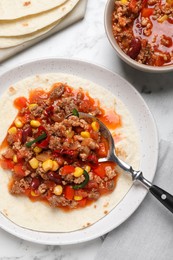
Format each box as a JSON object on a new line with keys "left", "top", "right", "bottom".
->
{"left": 0, "top": 83, "right": 121, "bottom": 210}
{"left": 112, "top": 0, "right": 173, "bottom": 66}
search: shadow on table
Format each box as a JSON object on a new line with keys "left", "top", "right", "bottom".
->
{"left": 115, "top": 59, "right": 173, "bottom": 95}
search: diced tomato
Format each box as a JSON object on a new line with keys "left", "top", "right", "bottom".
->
{"left": 0, "top": 159, "right": 14, "bottom": 170}
{"left": 14, "top": 97, "right": 28, "bottom": 109}
{"left": 61, "top": 165, "right": 75, "bottom": 175}
{"left": 141, "top": 8, "right": 154, "bottom": 17}
{"left": 93, "top": 164, "right": 106, "bottom": 178}
{"left": 13, "top": 164, "right": 25, "bottom": 177}
{"left": 64, "top": 186, "right": 75, "bottom": 200}
{"left": 78, "top": 198, "right": 87, "bottom": 207}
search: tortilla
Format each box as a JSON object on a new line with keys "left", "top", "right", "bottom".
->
{"left": 0, "top": 0, "right": 79, "bottom": 37}
{"left": 0, "top": 73, "right": 140, "bottom": 232}
{"left": 0, "top": 0, "right": 67, "bottom": 20}
{"left": 0, "top": 21, "right": 61, "bottom": 49}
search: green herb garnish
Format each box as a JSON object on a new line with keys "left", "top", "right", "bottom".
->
{"left": 26, "top": 132, "right": 47, "bottom": 148}
{"left": 72, "top": 108, "right": 79, "bottom": 117}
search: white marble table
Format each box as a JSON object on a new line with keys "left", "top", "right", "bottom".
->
{"left": 0, "top": 0, "right": 173, "bottom": 259}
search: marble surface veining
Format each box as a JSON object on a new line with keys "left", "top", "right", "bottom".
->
{"left": 1, "top": 0, "right": 173, "bottom": 259}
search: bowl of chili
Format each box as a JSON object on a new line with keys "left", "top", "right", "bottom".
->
{"left": 104, "top": 0, "right": 173, "bottom": 72}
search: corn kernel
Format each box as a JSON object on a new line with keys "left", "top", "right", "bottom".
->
{"left": 30, "top": 120, "right": 41, "bottom": 128}
{"left": 31, "top": 190, "right": 39, "bottom": 197}
{"left": 157, "top": 15, "right": 168, "bottom": 23}
{"left": 81, "top": 131, "right": 90, "bottom": 138}
{"left": 28, "top": 103, "right": 38, "bottom": 111}
{"left": 13, "top": 154, "right": 18, "bottom": 163}
{"left": 8, "top": 126, "right": 17, "bottom": 135}
{"left": 73, "top": 167, "right": 83, "bottom": 177}
{"left": 85, "top": 165, "right": 91, "bottom": 173}
{"left": 53, "top": 185, "right": 63, "bottom": 196}
{"left": 65, "top": 130, "right": 74, "bottom": 138}
{"left": 14, "top": 118, "right": 23, "bottom": 128}
{"left": 52, "top": 161, "right": 59, "bottom": 171}
{"left": 33, "top": 146, "right": 42, "bottom": 154}
{"left": 42, "top": 159, "right": 53, "bottom": 172}
{"left": 74, "top": 195, "right": 83, "bottom": 201}
{"left": 29, "top": 157, "right": 39, "bottom": 169}
{"left": 91, "top": 121, "right": 100, "bottom": 132}
{"left": 121, "top": 0, "right": 128, "bottom": 4}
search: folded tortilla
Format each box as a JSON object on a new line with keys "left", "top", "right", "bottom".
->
{"left": 0, "top": 73, "right": 140, "bottom": 232}
{"left": 0, "top": 22, "right": 61, "bottom": 49}
{"left": 0, "top": 0, "right": 67, "bottom": 20}
{"left": 0, "top": 0, "right": 79, "bottom": 37}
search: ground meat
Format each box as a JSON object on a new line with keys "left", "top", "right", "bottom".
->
{"left": 52, "top": 122, "right": 67, "bottom": 137}
{"left": 106, "top": 180, "right": 115, "bottom": 191}
{"left": 30, "top": 106, "right": 43, "bottom": 117}
{"left": 49, "top": 136, "right": 61, "bottom": 150}
{"left": 50, "top": 84, "right": 65, "bottom": 100}
{"left": 10, "top": 178, "right": 30, "bottom": 194}
{"left": 73, "top": 175, "right": 85, "bottom": 184}
{"left": 88, "top": 190, "right": 100, "bottom": 200}
{"left": 16, "top": 147, "right": 33, "bottom": 160}
{"left": 79, "top": 146, "right": 90, "bottom": 160}
{"left": 51, "top": 111, "right": 65, "bottom": 122}
{"left": 64, "top": 116, "right": 88, "bottom": 129}
{"left": 48, "top": 195, "right": 78, "bottom": 208}
{"left": 38, "top": 183, "right": 48, "bottom": 194}
{"left": 105, "top": 166, "right": 117, "bottom": 179}
{"left": 61, "top": 173, "right": 74, "bottom": 183}
{"left": 36, "top": 166, "right": 48, "bottom": 180}
{"left": 7, "top": 134, "right": 17, "bottom": 145}
{"left": 81, "top": 138, "right": 99, "bottom": 150}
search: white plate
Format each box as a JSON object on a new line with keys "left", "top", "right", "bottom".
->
{"left": 0, "top": 58, "right": 158, "bottom": 245}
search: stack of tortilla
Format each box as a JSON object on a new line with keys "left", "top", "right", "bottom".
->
{"left": 0, "top": 0, "right": 81, "bottom": 49}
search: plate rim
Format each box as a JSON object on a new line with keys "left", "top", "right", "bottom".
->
{"left": 0, "top": 57, "right": 159, "bottom": 245}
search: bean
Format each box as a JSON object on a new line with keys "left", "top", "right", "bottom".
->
{"left": 127, "top": 37, "right": 141, "bottom": 59}
{"left": 22, "top": 126, "right": 32, "bottom": 144}
{"left": 31, "top": 178, "right": 41, "bottom": 190}
{"left": 48, "top": 171, "right": 62, "bottom": 184}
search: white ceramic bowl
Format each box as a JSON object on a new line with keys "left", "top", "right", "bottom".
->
{"left": 104, "top": 0, "right": 173, "bottom": 73}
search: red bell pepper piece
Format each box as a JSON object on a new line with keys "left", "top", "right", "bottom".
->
{"left": 93, "top": 164, "right": 106, "bottom": 178}
{"left": 14, "top": 163, "right": 25, "bottom": 177}
{"left": 141, "top": 8, "right": 154, "bottom": 17}
{"left": 78, "top": 198, "right": 87, "bottom": 207}
{"left": 14, "top": 97, "right": 28, "bottom": 109}
{"left": 61, "top": 165, "right": 75, "bottom": 175}
{"left": 64, "top": 185, "right": 75, "bottom": 200}
{"left": 0, "top": 158, "right": 14, "bottom": 170}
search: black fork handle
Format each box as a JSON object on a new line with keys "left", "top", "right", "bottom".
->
{"left": 149, "top": 185, "right": 173, "bottom": 213}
